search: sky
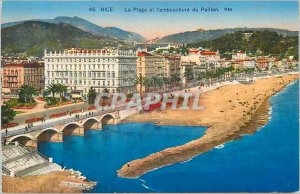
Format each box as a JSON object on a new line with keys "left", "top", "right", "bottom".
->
{"left": 2, "top": 1, "right": 299, "bottom": 39}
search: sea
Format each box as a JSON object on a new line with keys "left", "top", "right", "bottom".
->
{"left": 38, "top": 80, "right": 299, "bottom": 192}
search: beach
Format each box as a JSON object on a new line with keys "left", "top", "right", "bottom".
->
{"left": 117, "top": 74, "right": 299, "bottom": 178}
{"left": 2, "top": 170, "right": 96, "bottom": 193}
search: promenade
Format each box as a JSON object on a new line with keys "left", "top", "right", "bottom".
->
{"left": 12, "top": 101, "right": 89, "bottom": 125}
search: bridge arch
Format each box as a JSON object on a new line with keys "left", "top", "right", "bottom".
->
{"left": 83, "top": 117, "right": 100, "bottom": 125}
{"left": 83, "top": 117, "right": 100, "bottom": 130}
{"left": 61, "top": 122, "right": 84, "bottom": 136}
{"left": 36, "top": 128, "right": 62, "bottom": 142}
{"left": 100, "top": 113, "right": 116, "bottom": 125}
{"left": 8, "top": 134, "right": 36, "bottom": 147}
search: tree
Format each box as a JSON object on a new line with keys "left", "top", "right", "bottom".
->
{"left": 57, "top": 83, "right": 68, "bottom": 101}
{"left": 46, "top": 83, "right": 67, "bottom": 101}
{"left": 43, "top": 90, "right": 50, "bottom": 98}
{"left": 170, "top": 73, "right": 181, "bottom": 85}
{"left": 1, "top": 104, "right": 16, "bottom": 124}
{"left": 184, "top": 67, "right": 194, "bottom": 82}
{"left": 47, "top": 83, "right": 59, "bottom": 98}
{"left": 18, "top": 85, "right": 37, "bottom": 103}
{"left": 162, "top": 77, "right": 170, "bottom": 89}
{"left": 156, "top": 77, "right": 164, "bottom": 91}
{"left": 134, "top": 74, "right": 145, "bottom": 96}
{"left": 87, "top": 87, "right": 97, "bottom": 104}
{"left": 144, "top": 77, "right": 152, "bottom": 92}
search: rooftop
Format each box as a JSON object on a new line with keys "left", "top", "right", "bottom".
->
{"left": 3, "top": 62, "right": 44, "bottom": 68}
{"left": 137, "top": 51, "right": 154, "bottom": 57}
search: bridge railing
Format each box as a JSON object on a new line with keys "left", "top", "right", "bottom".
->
{"left": 1, "top": 108, "right": 123, "bottom": 139}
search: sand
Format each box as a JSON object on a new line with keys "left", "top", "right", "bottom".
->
{"left": 117, "top": 74, "right": 299, "bottom": 178}
{"left": 2, "top": 171, "right": 90, "bottom": 193}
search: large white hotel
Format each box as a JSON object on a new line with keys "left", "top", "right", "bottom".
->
{"left": 44, "top": 48, "right": 137, "bottom": 98}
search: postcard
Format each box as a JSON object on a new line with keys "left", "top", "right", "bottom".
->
{"left": 1, "top": 0, "right": 299, "bottom": 193}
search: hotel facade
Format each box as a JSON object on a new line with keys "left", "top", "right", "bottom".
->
{"left": 44, "top": 48, "right": 137, "bottom": 98}
{"left": 2, "top": 62, "right": 44, "bottom": 95}
{"left": 136, "top": 51, "right": 165, "bottom": 78}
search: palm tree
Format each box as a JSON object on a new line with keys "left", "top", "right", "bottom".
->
{"left": 47, "top": 83, "right": 59, "bottom": 98}
{"left": 144, "top": 77, "right": 151, "bottom": 92}
{"left": 184, "top": 67, "right": 194, "bottom": 83}
{"left": 134, "top": 74, "right": 145, "bottom": 96}
{"left": 151, "top": 76, "right": 163, "bottom": 91}
{"left": 196, "top": 72, "right": 206, "bottom": 84}
{"left": 170, "top": 73, "right": 181, "bottom": 86}
{"left": 18, "top": 85, "right": 37, "bottom": 103}
{"left": 228, "top": 65, "right": 235, "bottom": 80}
{"left": 157, "top": 77, "right": 164, "bottom": 91}
{"left": 162, "top": 77, "right": 170, "bottom": 90}
{"left": 57, "top": 83, "right": 68, "bottom": 101}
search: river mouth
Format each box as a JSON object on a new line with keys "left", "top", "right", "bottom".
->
{"left": 37, "top": 123, "right": 207, "bottom": 192}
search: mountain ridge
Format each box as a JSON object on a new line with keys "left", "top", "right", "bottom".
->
{"left": 2, "top": 16, "right": 146, "bottom": 42}
{"left": 1, "top": 21, "right": 130, "bottom": 57}
{"left": 156, "top": 27, "right": 298, "bottom": 44}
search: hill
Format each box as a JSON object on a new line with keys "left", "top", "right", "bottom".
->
{"left": 1, "top": 21, "right": 129, "bottom": 57}
{"left": 156, "top": 28, "right": 298, "bottom": 44}
{"left": 2, "top": 16, "right": 146, "bottom": 42}
{"left": 187, "top": 30, "right": 298, "bottom": 59}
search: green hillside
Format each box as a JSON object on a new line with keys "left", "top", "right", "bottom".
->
{"left": 156, "top": 28, "right": 298, "bottom": 44}
{"left": 2, "top": 21, "right": 130, "bottom": 57}
{"left": 187, "top": 30, "right": 298, "bottom": 59}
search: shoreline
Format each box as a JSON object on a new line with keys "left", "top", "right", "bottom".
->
{"left": 117, "top": 74, "right": 298, "bottom": 178}
{"left": 2, "top": 170, "right": 96, "bottom": 193}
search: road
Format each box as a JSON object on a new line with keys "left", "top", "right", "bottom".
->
{"left": 13, "top": 102, "right": 90, "bottom": 125}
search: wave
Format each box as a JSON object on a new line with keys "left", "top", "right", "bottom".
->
{"left": 215, "top": 144, "right": 225, "bottom": 149}
{"left": 180, "top": 158, "right": 193, "bottom": 164}
{"left": 139, "top": 178, "right": 156, "bottom": 192}
{"left": 268, "top": 106, "right": 273, "bottom": 120}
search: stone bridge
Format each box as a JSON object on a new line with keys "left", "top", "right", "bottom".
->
{"left": 4, "top": 111, "right": 121, "bottom": 148}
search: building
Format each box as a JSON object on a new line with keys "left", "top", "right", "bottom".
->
{"left": 231, "top": 59, "right": 255, "bottom": 69}
{"left": 256, "top": 57, "right": 274, "bottom": 70}
{"left": 180, "top": 55, "right": 205, "bottom": 85}
{"left": 2, "top": 63, "right": 44, "bottom": 95}
{"left": 180, "top": 49, "right": 221, "bottom": 85}
{"left": 44, "top": 48, "right": 137, "bottom": 97}
{"left": 164, "top": 55, "right": 181, "bottom": 78}
{"left": 199, "top": 50, "right": 221, "bottom": 69}
{"left": 136, "top": 51, "right": 165, "bottom": 92}
{"left": 231, "top": 51, "right": 255, "bottom": 69}
{"left": 232, "top": 51, "right": 247, "bottom": 60}
{"left": 136, "top": 51, "right": 165, "bottom": 78}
